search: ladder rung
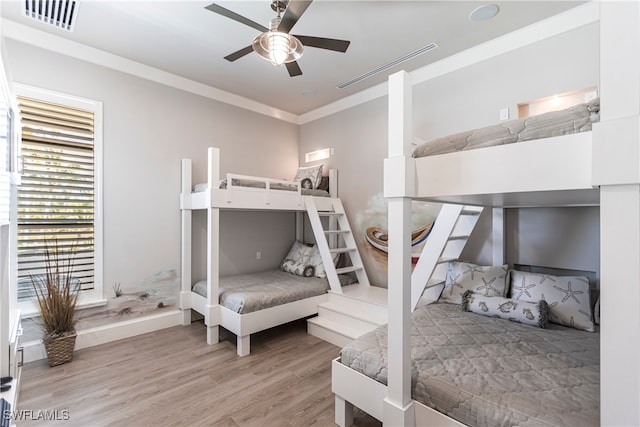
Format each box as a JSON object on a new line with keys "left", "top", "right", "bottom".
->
{"left": 448, "top": 235, "right": 469, "bottom": 241}
{"left": 319, "top": 212, "right": 343, "bottom": 217}
{"left": 460, "top": 208, "right": 482, "bottom": 216}
{"left": 436, "top": 257, "right": 456, "bottom": 265}
{"left": 335, "top": 266, "right": 362, "bottom": 274}
{"left": 324, "top": 230, "right": 349, "bottom": 234}
{"left": 329, "top": 247, "right": 356, "bottom": 254}
{"left": 426, "top": 278, "right": 446, "bottom": 288}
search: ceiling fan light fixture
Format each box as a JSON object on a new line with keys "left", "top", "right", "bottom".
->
{"left": 253, "top": 31, "right": 304, "bottom": 66}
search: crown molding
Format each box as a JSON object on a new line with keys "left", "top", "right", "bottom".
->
{"left": 1, "top": 18, "right": 299, "bottom": 124}
{"left": 2, "top": 1, "right": 600, "bottom": 127}
{"left": 299, "top": 1, "right": 599, "bottom": 125}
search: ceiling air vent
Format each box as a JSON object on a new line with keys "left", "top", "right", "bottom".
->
{"left": 337, "top": 42, "right": 439, "bottom": 90}
{"left": 23, "top": 0, "right": 79, "bottom": 32}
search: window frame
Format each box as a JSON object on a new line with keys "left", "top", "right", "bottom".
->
{"left": 14, "top": 84, "right": 104, "bottom": 316}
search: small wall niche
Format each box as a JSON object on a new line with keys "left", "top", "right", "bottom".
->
{"left": 518, "top": 86, "right": 598, "bottom": 118}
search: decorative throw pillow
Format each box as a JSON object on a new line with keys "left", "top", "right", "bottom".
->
{"left": 281, "top": 240, "right": 314, "bottom": 276}
{"left": 307, "top": 244, "right": 339, "bottom": 278}
{"left": 439, "top": 261, "right": 508, "bottom": 305}
{"left": 303, "top": 265, "right": 315, "bottom": 277}
{"left": 508, "top": 270, "right": 595, "bottom": 332}
{"left": 462, "top": 290, "right": 549, "bottom": 328}
{"left": 294, "top": 164, "right": 323, "bottom": 189}
{"left": 300, "top": 178, "right": 314, "bottom": 189}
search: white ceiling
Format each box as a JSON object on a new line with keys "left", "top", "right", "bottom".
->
{"left": 1, "top": 1, "right": 584, "bottom": 116}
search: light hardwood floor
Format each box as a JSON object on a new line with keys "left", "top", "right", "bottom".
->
{"left": 18, "top": 319, "right": 381, "bottom": 427}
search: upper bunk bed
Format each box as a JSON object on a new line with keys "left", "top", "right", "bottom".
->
{"left": 411, "top": 100, "right": 600, "bottom": 207}
{"left": 180, "top": 147, "right": 337, "bottom": 212}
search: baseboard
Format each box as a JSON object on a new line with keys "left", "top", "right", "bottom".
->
{"left": 21, "top": 310, "right": 182, "bottom": 363}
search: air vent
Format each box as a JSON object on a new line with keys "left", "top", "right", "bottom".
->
{"left": 337, "top": 42, "right": 439, "bottom": 90}
{"left": 23, "top": 0, "right": 79, "bottom": 32}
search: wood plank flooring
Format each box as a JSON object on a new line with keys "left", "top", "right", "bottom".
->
{"left": 18, "top": 319, "right": 381, "bottom": 427}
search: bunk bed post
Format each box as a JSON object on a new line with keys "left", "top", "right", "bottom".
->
{"left": 206, "top": 148, "right": 221, "bottom": 345}
{"left": 594, "top": 2, "right": 640, "bottom": 425}
{"left": 180, "top": 158, "right": 193, "bottom": 326}
{"left": 295, "top": 212, "right": 304, "bottom": 241}
{"left": 491, "top": 208, "right": 505, "bottom": 265}
{"left": 329, "top": 169, "right": 338, "bottom": 198}
{"left": 382, "top": 70, "right": 415, "bottom": 425}
{"left": 329, "top": 169, "right": 339, "bottom": 248}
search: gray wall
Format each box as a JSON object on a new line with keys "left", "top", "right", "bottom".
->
{"left": 6, "top": 20, "right": 602, "bottom": 297}
{"left": 6, "top": 40, "right": 299, "bottom": 304}
{"left": 300, "top": 22, "right": 600, "bottom": 286}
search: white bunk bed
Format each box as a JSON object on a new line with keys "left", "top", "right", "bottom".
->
{"left": 180, "top": 147, "right": 340, "bottom": 356}
{"left": 333, "top": 2, "right": 640, "bottom": 426}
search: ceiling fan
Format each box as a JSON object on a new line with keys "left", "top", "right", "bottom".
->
{"left": 205, "top": 0, "right": 351, "bottom": 77}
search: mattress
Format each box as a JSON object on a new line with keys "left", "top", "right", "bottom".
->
{"left": 193, "top": 180, "right": 329, "bottom": 197}
{"left": 340, "top": 303, "right": 599, "bottom": 427}
{"left": 412, "top": 98, "right": 600, "bottom": 158}
{"left": 192, "top": 269, "right": 329, "bottom": 314}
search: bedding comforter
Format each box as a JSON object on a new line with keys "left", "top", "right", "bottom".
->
{"left": 412, "top": 98, "right": 600, "bottom": 158}
{"left": 192, "top": 269, "right": 329, "bottom": 314}
{"left": 340, "top": 303, "right": 599, "bottom": 426}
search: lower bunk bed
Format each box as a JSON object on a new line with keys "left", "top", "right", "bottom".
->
{"left": 333, "top": 301, "right": 599, "bottom": 427}
{"left": 335, "top": 260, "right": 599, "bottom": 426}
{"left": 189, "top": 269, "right": 330, "bottom": 357}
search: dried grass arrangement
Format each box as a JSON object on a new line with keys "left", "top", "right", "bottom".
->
{"left": 31, "top": 238, "right": 79, "bottom": 366}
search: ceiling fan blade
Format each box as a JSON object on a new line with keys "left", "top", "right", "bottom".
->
{"left": 286, "top": 61, "right": 303, "bottom": 77}
{"left": 294, "top": 35, "right": 350, "bottom": 52}
{"left": 224, "top": 45, "right": 254, "bottom": 62}
{"left": 278, "top": 0, "right": 313, "bottom": 33}
{"left": 205, "top": 3, "right": 268, "bottom": 33}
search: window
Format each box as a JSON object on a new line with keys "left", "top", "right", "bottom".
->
{"left": 15, "top": 86, "right": 103, "bottom": 311}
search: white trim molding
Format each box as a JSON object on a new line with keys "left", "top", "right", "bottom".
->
{"left": 21, "top": 309, "right": 182, "bottom": 363}
{"left": 2, "top": 19, "right": 299, "bottom": 124}
{"left": 298, "top": 1, "right": 599, "bottom": 124}
{"left": 2, "top": 2, "right": 599, "bottom": 126}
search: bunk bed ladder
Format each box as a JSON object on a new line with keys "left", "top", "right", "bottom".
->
{"left": 411, "top": 204, "right": 484, "bottom": 310}
{"left": 305, "top": 197, "right": 370, "bottom": 293}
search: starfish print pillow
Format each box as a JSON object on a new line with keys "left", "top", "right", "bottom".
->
{"left": 509, "top": 270, "right": 595, "bottom": 332}
{"left": 439, "top": 261, "right": 508, "bottom": 305}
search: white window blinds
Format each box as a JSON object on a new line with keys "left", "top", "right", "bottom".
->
{"left": 16, "top": 96, "right": 95, "bottom": 300}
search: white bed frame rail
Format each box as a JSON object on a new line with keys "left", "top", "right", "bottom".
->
{"left": 180, "top": 147, "right": 337, "bottom": 211}
{"left": 414, "top": 132, "right": 599, "bottom": 207}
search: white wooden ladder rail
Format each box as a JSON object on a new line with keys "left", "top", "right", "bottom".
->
{"left": 305, "top": 197, "right": 370, "bottom": 293}
{"left": 411, "top": 204, "right": 484, "bottom": 310}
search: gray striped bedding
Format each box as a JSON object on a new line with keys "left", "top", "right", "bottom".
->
{"left": 412, "top": 98, "right": 600, "bottom": 158}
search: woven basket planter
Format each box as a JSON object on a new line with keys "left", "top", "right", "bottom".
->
{"left": 44, "top": 333, "right": 77, "bottom": 367}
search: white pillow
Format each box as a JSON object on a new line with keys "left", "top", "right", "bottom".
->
{"left": 307, "top": 244, "right": 339, "bottom": 278}
{"left": 509, "top": 270, "right": 595, "bottom": 332}
{"left": 439, "top": 261, "right": 508, "bottom": 305}
{"left": 281, "top": 240, "right": 314, "bottom": 276}
{"left": 294, "top": 164, "right": 323, "bottom": 189}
